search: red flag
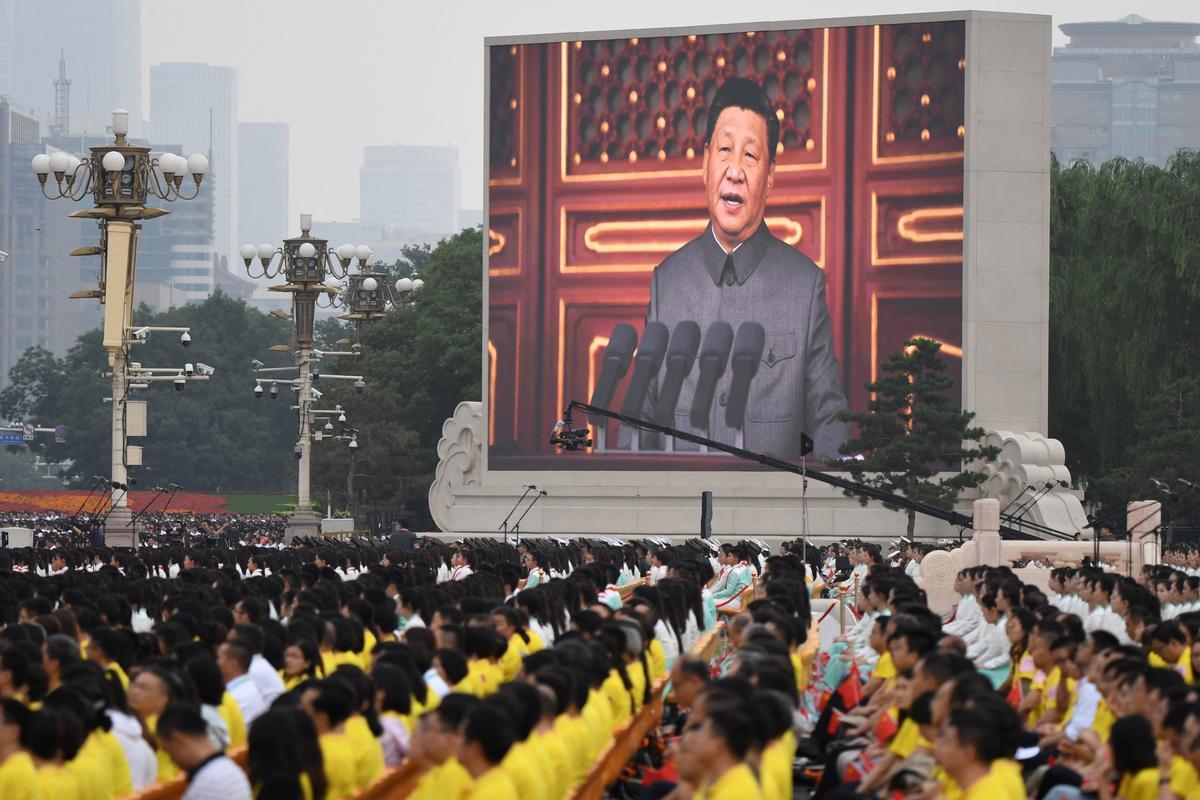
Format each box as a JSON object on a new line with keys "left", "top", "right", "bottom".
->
{"left": 1006, "top": 675, "right": 1022, "bottom": 710}
{"left": 875, "top": 708, "right": 900, "bottom": 742}
{"left": 827, "top": 708, "right": 844, "bottom": 735}
{"left": 838, "top": 669, "right": 863, "bottom": 708}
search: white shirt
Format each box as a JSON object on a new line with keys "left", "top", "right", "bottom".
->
{"left": 449, "top": 565, "right": 473, "bottom": 582}
{"left": 968, "top": 617, "right": 1012, "bottom": 670}
{"left": 904, "top": 560, "right": 921, "bottom": 579}
{"left": 248, "top": 654, "right": 286, "bottom": 706}
{"left": 226, "top": 674, "right": 266, "bottom": 724}
{"left": 423, "top": 668, "right": 451, "bottom": 700}
{"left": 108, "top": 709, "right": 157, "bottom": 790}
{"left": 1084, "top": 605, "right": 1130, "bottom": 644}
{"left": 944, "top": 594, "right": 980, "bottom": 636}
{"left": 1063, "top": 677, "right": 1101, "bottom": 742}
{"left": 182, "top": 754, "right": 253, "bottom": 800}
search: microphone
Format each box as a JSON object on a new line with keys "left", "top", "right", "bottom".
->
{"left": 620, "top": 322, "right": 669, "bottom": 419}
{"left": 689, "top": 321, "right": 734, "bottom": 430}
{"left": 724, "top": 322, "right": 766, "bottom": 429}
{"left": 539, "top": 490, "right": 548, "bottom": 496}
{"left": 169, "top": 483, "right": 182, "bottom": 491}
{"left": 655, "top": 321, "right": 701, "bottom": 426}
{"left": 1178, "top": 478, "right": 1198, "bottom": 490}
{"left": 589, "top": 323, "right": 638, "bottom": 425}
{"left": 524, "top": 484, "right": 537, "bottom": 490}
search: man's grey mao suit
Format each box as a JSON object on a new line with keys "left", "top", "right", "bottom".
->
{"left": 640, "top": 221, "right": 849, "bottom": 460}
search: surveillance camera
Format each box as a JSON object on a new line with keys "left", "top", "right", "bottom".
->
{"left": 251, "top": 359, "right": 264, "bottom": 371}
{"left": 351, "top": 343, "right": 361, "bottom": 353}
{"left": 133, "top": 326, "right": 150, "bottom": 340}
{"left": 311, "top": 367, "right": 319, "bottom": 381}
{"left": 0, "top": 250, "right": 8, "bottom": 263}
{"left": 349, "top": 438, "right": 358, "bottom": 451}
{"left": 338, "top": 412, "right": 346, "bottom": 423}
{"left": 195, "top": 362, "right": 214, "bottom": 377}
{"left": 354, "top": 379, "right": 365, "bottom": 394}
{"left": 269, "top": 383, "right": 278, "bottom": 400}
{"left": 174, "top": 377, "right": 185, "bottom": 392}
{"left": 310, "top": 387, "right": 323, "bottom": 400}
{"left": 293, "top": 444, "right": 303, "bottom": 460}
{"left": 180, "top": 332, "right": 191, "bottom": 347}
{"left": 254, "top": 384, "right": 263, "bottom": 398}
{"left": 183, "top": 363, "right": 194, "bottom": 377}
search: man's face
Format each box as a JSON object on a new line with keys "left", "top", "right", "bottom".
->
{"left": 702, "top": 107, "right": 774, "bottom": 249}
{"left": 413, "top": 712, "right": 460, "bottom": 765}
{"left": 128, "top": 671, "right": 168, "bottom": 717}
{"left": 933, "top": 725, "right": 972, "bottom": 777}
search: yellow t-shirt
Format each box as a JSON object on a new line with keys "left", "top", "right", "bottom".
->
{"left": 359, "top": 629, "right": 378, "bottom": 670}
{"left": 1117, "top": 767, "right": 1162, "bottom": 800}
{"left": 344, "top": 715, "right": 385, "bottom": 790}
{"left": 36, "top": 764, "right": 79, "bottom": 800}
{"left": 1091, "top": 698, "right": 1116, "bottom": 741}
{"left": 888, "top": 718, "right": 922, "bottom": 758}
{"left": 465, "top": 766, "right": 519, "bottom": 800}
{"left": 104, "top": 662, "right": 130, "bottom": 690}
{"left": 0, "top": 751, "right": 42, "bottom": 800}
{"left": 629, "top": 660, "right": 648, "bottom": 713}
{"left": 705, "top": 763, "right": 765, "bottom": 800}
{"left": 647, "top": 639, "right": 667, "bottom": 682}
{"left": 530, "top": 728, "right": 569, "bottom": 800}
{"left": 602, "top": 670, "right": 634, "bottom": 728}
{"left": 872, "top": 651, "right": 897, "bottom": 680}
{"left": 761, "top": 730, "right": 796, "bottom": 800}
{"left": 318, "top": 731, "right": 358, "bottom": 800}
{"left": 583, "top": 689, "right": 614, "bottom": 757}
{"left": 501, "top": 740, "right": 544, "bottom": 800}
{"left": 65, "top": 744, "right": 108, "bottom": 800}
{"left": 410, "top": 757, "right": 473, "bottom": 800}
{"left": 220, "top": 691, "right": 248, "bottom": 748}
{"left": 83, "top": 729, "right": 131, "bottom": 798}
{"left": 321, "top": 650, "right": 362, "bottom": 677}
{"left": 554, "top": 714, "right": 591, "bottom": 786}
{"left": 1171, "top": 755, "right": 1199, "bottom": 797}
{"left": 961, "top": 763, "right": 1025, "bottom": 800}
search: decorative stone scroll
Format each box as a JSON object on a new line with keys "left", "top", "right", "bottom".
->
{"left": 428, "top": 402, "right": 484, "bottom": 533}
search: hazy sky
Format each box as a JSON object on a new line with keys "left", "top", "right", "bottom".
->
{"left": 142, "top": 0, "right": 1198, "bottom": 228}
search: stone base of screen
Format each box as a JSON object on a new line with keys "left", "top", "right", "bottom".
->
{"left": 428, "top": 401, "right": 1088, "bottom": 540}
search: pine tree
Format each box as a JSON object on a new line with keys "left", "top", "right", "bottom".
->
{"left": 839, "top": 337, "right": 999, "bottom": 539}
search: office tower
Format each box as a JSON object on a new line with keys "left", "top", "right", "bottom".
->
{"left": 1053, "top": 15, "right": 1200, "bottom": 165}
{"left": 238, "top": 122, "right": 289, "bottom": 250}
{"left": 150, "top": 63, "right": 238, "bottom": 273}
{"left": 360, "top": 145, "right": 460, "bottom": 235}
{"left": 0, "top": 0, "right": 142, "bottom": 137}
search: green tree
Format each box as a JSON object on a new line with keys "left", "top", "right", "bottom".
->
{"left": 1049, "top": 151, "right": 1200, "bottom": 510}
{"left": 310, "top": 229, "right": 482, "bottom": 528}
{"left": 839, "top": 337, "right": 999, "bottom": 539}
{"left": 0, "top": 292, "right": 299, "bottom": 492}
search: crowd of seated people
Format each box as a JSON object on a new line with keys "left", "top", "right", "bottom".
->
{"left": 6, "top": 530, "right": 1200, "bottom": 800}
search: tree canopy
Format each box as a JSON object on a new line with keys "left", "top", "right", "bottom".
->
{"left": 1049, "top": 150, "right": 1200, "bottom": 517}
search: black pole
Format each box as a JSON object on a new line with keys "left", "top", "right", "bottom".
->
{"left": 510, "top": 490, "right": 547, "bottom": 545}
{"left": 565, "top": 401, "right": 1071, "bottom": 541}
{"left": 499, "top": 486, "right": 535, "bottom": 539}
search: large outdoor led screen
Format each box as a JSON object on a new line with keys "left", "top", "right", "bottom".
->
{"left": 487, "top": 20, "right": 965, "bottom": 469}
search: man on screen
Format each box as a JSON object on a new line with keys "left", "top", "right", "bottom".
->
{"left": 640, "top": 77, "right": 849, "bottom": 460}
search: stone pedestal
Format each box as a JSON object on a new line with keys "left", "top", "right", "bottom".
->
{"left": 104, "top": 506, "right": 136, "bottom": 548}
{"left": 973, "top": 498, "right": 1002, "bottom": 566}
{"left": 1128, "top": 500, "right": 1161, "bottom": 575}
{"left": 285, "top": 506, "right": 321, "bottom": 543}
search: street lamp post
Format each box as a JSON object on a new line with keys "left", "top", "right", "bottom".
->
{"left": 34, "top": 109, "right": 210, "bottom": 547}
{"left": 242, "top": 217, "right": 420, "bottom": 541}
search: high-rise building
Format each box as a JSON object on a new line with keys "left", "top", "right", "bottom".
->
{"left": 238, "top": 122, "right": 289, "bottom": 253}
{"left": 0, "top": 0, "right": 142, "bottom": 137}
{"left": 360, "top": 145, "right": 460, "bottom": 235}
{"left": 0, "top": 100, "right": 99, "bottom": 390}
{"left": 137, "top": 146, "right": 218, "bottom": 309}
{"left": 1052, "top": 15, "right": 1200, "bottom": 165}
{"left": 149, "top": 63, "right": 238, "bottom": 274}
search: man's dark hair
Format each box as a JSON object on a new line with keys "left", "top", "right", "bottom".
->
{"left": 307, "top": 678, "right": 355, "bottom": 727}
{"left": 704, "top": 78, "right": 780, "bottom": 162}
{"left": 221, "top": 640, "right": 253, "bottom": 673}
{"left": 462, "top": 703, "right": 515, "bottom": 765}
{"left": 435, "top": 649, "right": 469, "bottom": 686}
{"left": 236, "top": 597, "right": 267, "bottom": 625}
{"left": 231, "top": 623, "right": 264, "bottom": 655}
{"left": 675, "top": 656, "right": 711, "bottom": 685}
{"left": 156, "top": 703, "right": 209, "bottom": 739}
{"left": 431, "top": 693, "right": 480, "bottom": 730}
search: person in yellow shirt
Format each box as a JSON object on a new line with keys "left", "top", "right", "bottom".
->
{"left": 0, "top": 699, "right": 42, "bottom": 800}
{"left": 678, "top": 705, "right": 765, "bottom": 800}
{"left": 298, "top": 678, "right": 360, "bottom": 799}
{"left": 280, "top": 640, "right": 322, "bottom": 691}
{"left": 83, "top": 629, "right": 129, "bottom": 691}
{"left": 1106, "top": 716, "right": 1165, "bottom": 800}
{"left": 932, "top": 704, "right": 1025, "bottom": 800}
{"left": 492, "top": 607, "right": 544, "bottom": 682}
{"left": 1150, "top": 622, "right": 1195, "bottom": 685}
{"left": 409, "top": 694, "right": 480, "bottom": 800}
{"left": 457, "top": 704, "right": 520, "bottom": 800}
{"left": 27, "top": 705, "right": 82, "bottom": 800}
{"left": 329, "top": 666, "right": 386, "bottom": 791}
{"left": 246, "top": 707, "right": 329, "bottom": 800}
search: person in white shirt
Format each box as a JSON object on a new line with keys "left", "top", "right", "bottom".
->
{"left": 967, "top": 597, "right": 1011, "bottom": 672}
{"left": 108, "top": 707, "right": 158, "bottom": 790}
{"left": 217, "top": 641, "right": 266, "bottom": 724}
{"left": 1081, "top": 573, "right": 1130, "bottom": 644}
{"left": 943, "top": 570, "right": 982, "bottom": 637}
{"left": 156, "top": 704, "right": 252, "bottom": 800}
{"left": 447, "top": 547, "right": 475, "bottom": 582}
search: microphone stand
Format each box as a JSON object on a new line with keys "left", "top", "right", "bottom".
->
{"left": 100, "top": 483, "right": 133, "bottom": 525}
{"left": 1009, "top": 483, "right": 1055, "bottom": 523}
{"left": 499, "top": 486, "right": 535, "bottom": 544}
{"left": 999, "top": 486, "right": 1034, "bottom": 517}
{"left": 129, "top": 487, "right": 169, "bottom": 530}
{"left": 510, "top": 491, "right": 548, "bottom": 547}
{"left": 67, "top": 478, "right": 105, "bottom": 528}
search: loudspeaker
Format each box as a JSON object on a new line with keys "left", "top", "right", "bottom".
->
{"left": 700, "top": 491, "right": 713, "bottom": 539}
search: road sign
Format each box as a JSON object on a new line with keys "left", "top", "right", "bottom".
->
{"left": 21, "top": 423, "right": 34, "bottom": 441}
{"left": 0, "top": 432, "right": 22, "bottom": 446}
{"left": 54, "top": 425, "right": 66, "bottom": 443}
